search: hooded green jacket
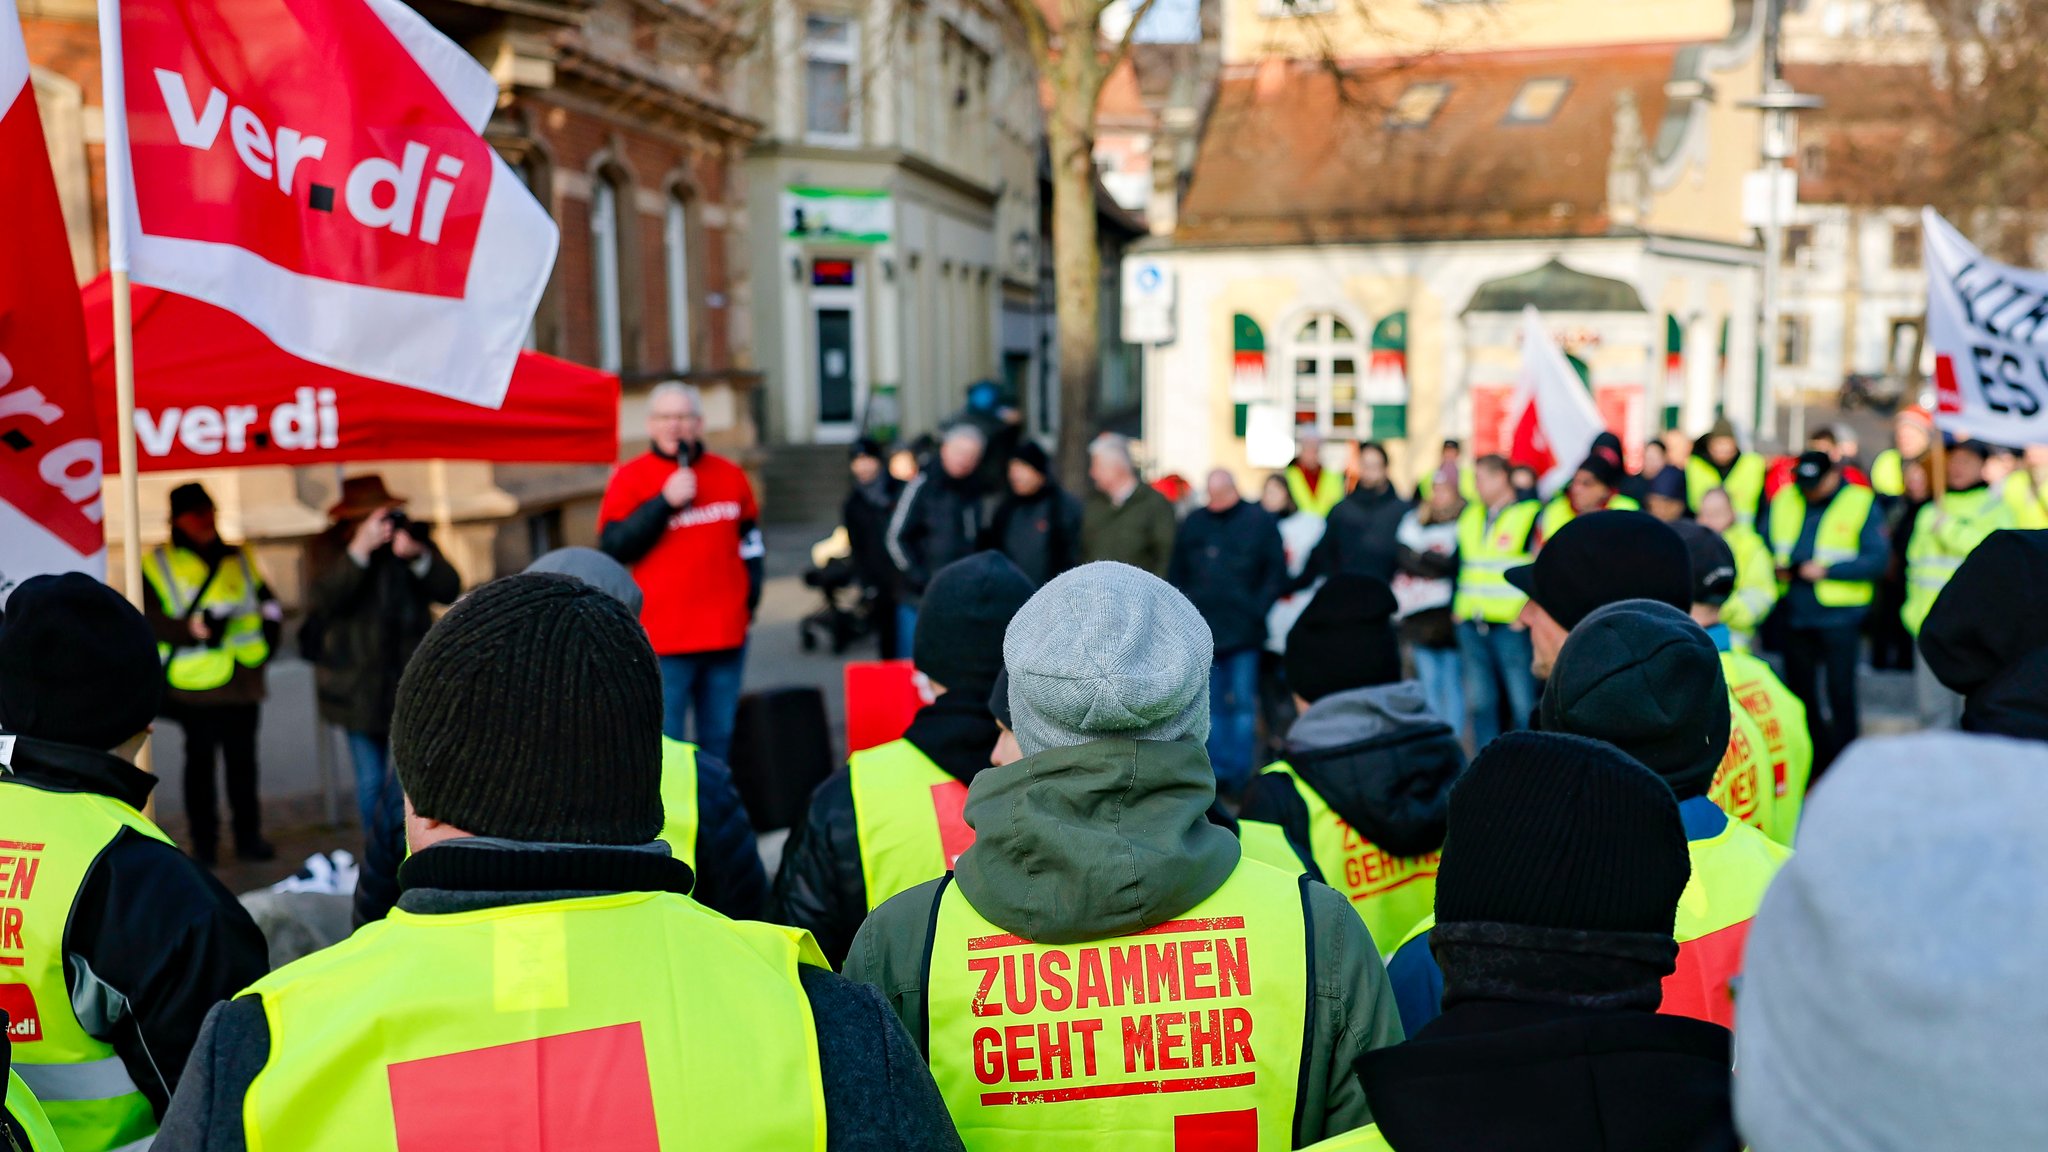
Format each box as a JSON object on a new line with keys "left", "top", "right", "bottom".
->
{"left": 844, "top": 737, "right": 1405, "bottom": 1144}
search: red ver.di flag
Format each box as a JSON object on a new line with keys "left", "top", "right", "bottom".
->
{"left": 0, "top": 0, "right": 106, "bottom": 601}
{"left": 103, "top": 0, "right": 558, "bottom": 407}
{"left": 1924, "top": 208, "right": 2048, "bottom": 446}
{"left": 1511, "top": 305, "right": 1603, "bottom": 495}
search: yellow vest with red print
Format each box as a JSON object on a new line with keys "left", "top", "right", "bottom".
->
{"left": 1453, "top": 500, "right": 1542, "bottom": 624}
{"left": 1708, "top": 696, "right": 1777, "bottom": 841}
{"left": 1251, "top": 764, "right": 1437, "bottom": 960}
{"left": 926, "top": 860, "right": 1312, "bottom": 1151}
{"left": 1721, "top": 650, "right": 1811, "bottom": 845}
{"left": 849, "top": 739, "right": 974, "bottom": 912}
{"left": 241, "top": 890, "right": 828, "bottom": 1152}
{"left": 0, "top": 775, "right": 169, "bottom": 1152}
{"left": 1662, "top": 801, "right": 1792, "bottom": 1028}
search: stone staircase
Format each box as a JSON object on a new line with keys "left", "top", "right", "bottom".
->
{"left": 759, "top": 443, "right": 854, "bottom": 525}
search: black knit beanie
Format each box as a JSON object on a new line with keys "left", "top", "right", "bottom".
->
{"left": 1437, "top": 731, "right": 1689, "bottom": 934}
{"left": 392, "top": 573, "right": 663, "bottom": 845}
{"left": 913, "top": 552, "right": 1037, "bottom": 702}
{"left": 0, "top": 573, "right": 161, "bottom": 751}
{"left": 1537, "top": 599, "right": 1730, "bottom": 800}
{"left": 1285, "top": 575, "right": 1403, "bottom": 703}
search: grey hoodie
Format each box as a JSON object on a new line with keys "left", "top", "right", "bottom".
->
{"left": 844, "top": 737, "right": 1404, "bottom": 1142}
{"left": 1254, "top": 681, "right": 1465, "bottom": 860}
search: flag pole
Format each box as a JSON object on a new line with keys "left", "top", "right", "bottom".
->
{"left": 111, "top": 272, "right": 141, "bottom": 604}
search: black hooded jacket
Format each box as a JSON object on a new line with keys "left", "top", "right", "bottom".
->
{"left": 1356, "top": 1001, "right": 1740, "bottom": 1152}
{"left": 769, "top": 694, "right": 999, "bottom": 966}
{"left": 1240, "top": 682, "right": 1464, "bottom": 864}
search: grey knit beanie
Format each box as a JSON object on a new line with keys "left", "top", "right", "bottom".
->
{"left": 1004, "top": 562, "right": 1213, "bottom": 756}
{"left": 525, "top": 546, "right": 643, "bottom": 615}
{"left": 1736, "top": 731, "right": 2048, "bottom": 1152}
{"left": 393, "top": 572, "right": 663, "bottom": 844}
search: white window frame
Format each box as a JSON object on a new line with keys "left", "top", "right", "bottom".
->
{"left": 591, "top": 175, "right": 623, "bottom": 374}
{"left": 665, "top": 194, "right": 692, "bottom": 372}
{"left": 1286, "top": 311, "right": 1368, "bottom": 438}
{"left": 803, "top": 13, "right": 861, "bottom": 147}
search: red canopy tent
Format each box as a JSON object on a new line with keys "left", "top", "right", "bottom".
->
{"left": 81, "top": 275, "right": 619, "bottom": 469}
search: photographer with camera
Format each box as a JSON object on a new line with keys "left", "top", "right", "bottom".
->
{"left": 145, "top": 482, "right": 284, "bottom": 865}
{"left": 308, "top": 476, "right": 460, "bottom": 860}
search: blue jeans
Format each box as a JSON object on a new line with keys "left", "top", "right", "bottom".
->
{"left": 1411, "top": 644, "right": 1465, "bottom": 735}
{"left": 345, "top": 730, "right": 394, "bottom": 834}
{"left": 1206, "top": 648, "right": 1262, "bottom": 797}
{"left": 897, "top": 604, "right": 919, "bottom": 658}
{"left": 659, "top": 647, "right": 748, "bottom": 763}
{"left": 1455, "top": 621, "right": 1537, "bottom": 749}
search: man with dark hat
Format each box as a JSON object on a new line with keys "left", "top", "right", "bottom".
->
{"left": 1675, "top": 522, "right": 1812, "bottom": 841}
{"left": 144, "top": 481, "right": 282, "bottom": 863}
{"left": 0, "top": 574, "right": 268, "bottom": 1152}
{"left": 1766, "top": 450, "right": 1886, "bottom": 774}
{"left": 1903, "top": 436, "right": 2015, "bottom": 729}
{"left": 1645, "top": 464, "right": 1691, "bottom": 523}
{"left": 1239, "top": 574, "right": 1466, "bottom": 957}
{"left": 1321, "top": 732, "right": 1741, "bottom": 1152}
{"left": 159, "top": 574, "right": 962, "bottom": 1151}
{"left": 1537, "top": 438, "right": 1640, "bottom": 542}
{"left": 308, "top": 474, "right": 460, "bottom": 853}
{"left": 843, "top": 438, "right": 906, "bottom": 658}
{"left": 1920, "top": 529, "right": 2048, "bottom": 740}
{"left": 773, "top": 552, "right": 1038, "bottom": 965}
{"left": 983, "top": 439, "right": 1083, "bottom": 585}
{"left": 1508, "top": 511, "right": 1778, "bottom": 836}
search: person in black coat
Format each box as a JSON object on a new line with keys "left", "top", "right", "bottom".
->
{"left": 1351, "top": 731, "right": 1739, "bottom": 1152}
{"left": 1169, "top": 469, "right": 1289, "bottom": 797}
{"left": 982, "top": 441, "right": 1083, "bottom": 585}
{"left": 1297, "top": 441, "right": 1411, "bottom": 587}
{"left": 884, "top": 424, "right": 988, "bottom": 651}
{"left": 843, "top": 440, "right": 906, "bottom": 659}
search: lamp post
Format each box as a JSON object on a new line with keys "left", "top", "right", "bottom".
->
{"left": 1741, "top": 17, "right": 1823, "bottom": 449}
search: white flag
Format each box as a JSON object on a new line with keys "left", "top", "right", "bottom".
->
{"left": 1514, "top": 305, "right": 1605, "bottom": 496}
{"left": 100, "top": 0, "right": 558, "bottom": 408}
{"left": 1924, "top": 208, "right": 2048, "bottom": 446}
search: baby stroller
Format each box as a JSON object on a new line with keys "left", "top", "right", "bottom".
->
{"left": 800, "top": 528, "right": 875, "bottom": 654}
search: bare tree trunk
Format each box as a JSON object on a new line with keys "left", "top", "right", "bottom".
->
{"left": 1049, "top": 80, "right": 1104, "bottom": 493}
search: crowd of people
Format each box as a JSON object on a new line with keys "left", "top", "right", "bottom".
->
{"left": 9, "top": 392, "right": 2048, "bottom": 1151}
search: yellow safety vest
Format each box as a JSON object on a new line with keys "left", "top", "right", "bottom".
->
{"left": 0, "top": 778, "right": 171, "bottom": 1152}
{"left": 1721, "top": 650, "right": 1810, "bottom": 845}
{"left": 1236, "top": 818, "right": 1307, "bottom": 875}
{"left": 142, "top": 544, "right": 269, "bottom": 692}
{"left": 1536, "top": 492, "right": 1640, "bottom": 540}
{"left": 5, "top": 1070, "right": 62, "bottom": 1152}
{"left": 1767, "top": 485, "right": 1877, "bottom": 608}
{"left": 242, "top": 890, "right": 828, "bottom": 1152}
{"left": 1903, "top": 488, "right": 2013, "bottom": 636}
{"left": 1871, "top": 448, "right": 1905, "bottom": 498}
{"left": 1663, "top": 810, "right": 1791, "bottom": 1028}
{"left": 1452, "top": 500, "right": 1542, "bottom": 624}
{"left": 657, "top": 738, "right": 701, "bottom": 872}
{"left": 1252, "top": 764, "right": 1437, "bottom": 960}
{"left": 1686, "top": 453, "right": 1767, "bottom": 528}
{"left": 1286, "top": 464, "right": 1346, "bottom": 519}
{"left": 849, "top": 739, "right": 972, "bottom": 912}
{"left": 1414, "top": 465, "right": 1477, "bottom": 505}
{"left": 2006, "top": 471, "right": 2048, "bottom": 530}
{"left": 1302, "top": 1124, "right": 1396, "bottom": 1151}
{"left": 1719, "top": 524, "right": 1779, "bottom": 651}
{"left": 926, "top": 860, "right": 1310, "bottom": 1150}
{"left": 1708, "top": 695, "right": 1777, "bottom": 840}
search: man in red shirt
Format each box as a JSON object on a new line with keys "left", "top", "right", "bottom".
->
{"left": 598, "top": 383, "right": 763, "bottom": 760}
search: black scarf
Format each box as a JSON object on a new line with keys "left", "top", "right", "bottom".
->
{"left": 1433, "top": 920, "right": 1678, "bottom": 1013}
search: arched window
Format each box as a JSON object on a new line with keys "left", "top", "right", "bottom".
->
{"left": 1289, "top": 312, "right": 1363, "bottom": 436}
{"left": 665, "top": 193, "right": 692, "bottom": 372}
{"left": 590, "top": 173, "right": 625, "bottom": 373}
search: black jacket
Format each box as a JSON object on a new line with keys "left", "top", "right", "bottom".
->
{"left": 1299, "top": 483, "right": 1412, "bottom": 588}
{"left": 306, "top": 531, "right": 461, "bottom": 735}
{"left": 884, "top": 470, "right": 986, "bottom": 599}
{"left": 1355, "top": 1001, "right": 1739, "bottom": 1152}
{"left": 983, "top": 485, "right": 1083, "bottom": 586}
{"left": 156, "top": 843, "right": 961, "bottom": 1152}
{"left": 1168, "top": 500, "right": 1289, "bottom": 655}
{"left": 354, "top": 749, "right": 768, "bottom": 926}
{"left": 0, "top": 736, "right": 269, "bottom": 1121}
{"left": 1240, "top": 682, "right": 1464, "bottom": 864}
{"left": 843, "top": 476, "right": 905, "bottom": 591}
{"left": 769, "top": 695, "right": 999, "bottom": 966}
